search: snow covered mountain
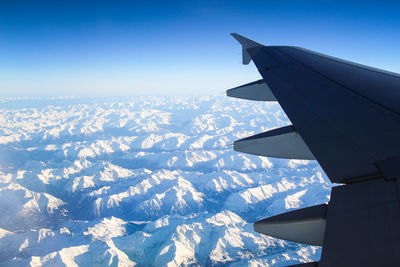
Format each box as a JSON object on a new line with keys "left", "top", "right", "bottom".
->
{"left": 0, "top": 96, "right": 331, "bottom": 266}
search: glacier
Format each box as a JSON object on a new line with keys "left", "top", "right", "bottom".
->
{"left": 0, "top": 96, "right": 331, "bottom": 266}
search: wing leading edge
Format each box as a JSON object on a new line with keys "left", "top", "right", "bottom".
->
{"left": 227, "top": 33, "right": 400, "bottom": 266}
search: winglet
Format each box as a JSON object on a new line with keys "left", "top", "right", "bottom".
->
{"left": 231, "top": 33, "right": 263, "bottom": 65}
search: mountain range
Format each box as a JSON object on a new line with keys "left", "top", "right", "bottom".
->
{"left": 0, "top": 96, "right": 331, "bottom": 266}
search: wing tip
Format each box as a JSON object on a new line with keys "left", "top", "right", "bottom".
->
{"left": 230, "top": 33, "right": 263, "bottom": 65}
{"left": 230, "top": 33, "right": 263, "bottom": 48}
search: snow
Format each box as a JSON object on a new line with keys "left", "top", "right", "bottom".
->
{"left": 0, "top": 96, "right": 332, "bottom": 266}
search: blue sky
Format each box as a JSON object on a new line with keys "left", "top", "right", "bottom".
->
{"left": 1, "top": 0, "right": 399, "bottom": 97}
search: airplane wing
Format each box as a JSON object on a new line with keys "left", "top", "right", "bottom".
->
{"left": 227, "top": 33, "right": 400, "bottom": 266}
